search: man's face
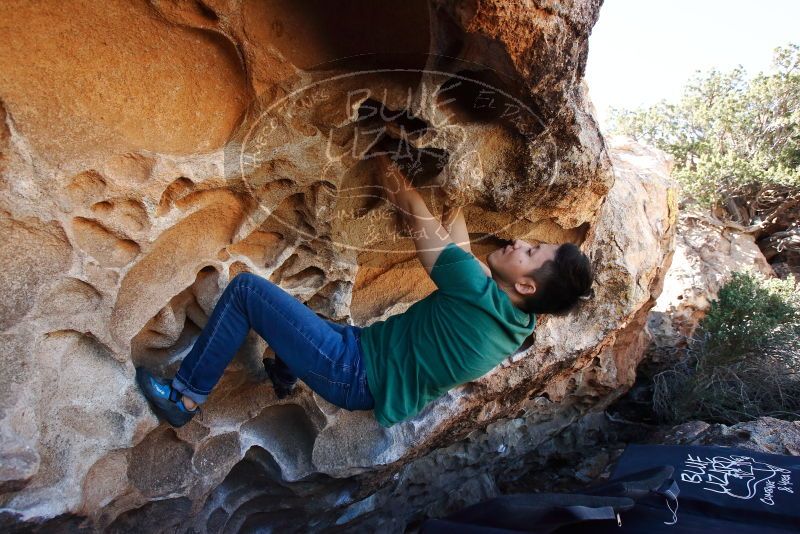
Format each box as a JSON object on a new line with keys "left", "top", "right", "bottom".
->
{"left": 487, "top": 239, "right": 559, "bottom": 293}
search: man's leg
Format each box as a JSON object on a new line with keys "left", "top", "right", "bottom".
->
{"left": 263, "top": 318, "right": 352, "bottom": 398}
{"left": 171, "top": 272, "right": 353, "bottom": 407}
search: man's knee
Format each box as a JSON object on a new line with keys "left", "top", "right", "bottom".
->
{"left": 227, "top": 272, "right": 253, "bottom": 298}
{"left": 230, "top": 271, "right": 275, "bottom": 292}
{"left": 231, "top": 271, "right": 258, "bottom": 286}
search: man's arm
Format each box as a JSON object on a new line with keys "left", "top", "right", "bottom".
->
{"left": 440, "top": 205, "right": 471, "bottom": 253}
{"left": 441, "top": 205, "right": 492, "bottom": 277}
{"left": 376, "top": 157, "right": 454, "bottom": 275}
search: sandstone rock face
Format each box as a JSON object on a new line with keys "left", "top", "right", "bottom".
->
{"left": 0, "top": 1, "right": 676, "bottom": 530}
{"left": 656, "top": 417, "right": 800, "bottom": 456}
{"left": 647, "top": 208, "right": 775, "bottom": 350}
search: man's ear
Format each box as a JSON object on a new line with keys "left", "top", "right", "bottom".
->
{"left": 514, "top": 277, "right": 536, "bottom": 296}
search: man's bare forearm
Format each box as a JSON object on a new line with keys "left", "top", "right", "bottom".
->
{"left": 381, "top": 169, "right": 491, "bottom": 276}
{"left": 442, "top": 205, "right": 491, "bottom": 277}
{"left": 375, "top": 156, "right": 462, "bottom": 272}
{"left": 388, "top": 170, "right": 463, "bottom": 244}
{"left": 378, "top": 163, "right": 439, "bottom": 220}
{"left": 389, "top": 169, "right": 426, "bottom": 218}
{"left": 377, "top": 156, "right": 423, "bottom": 216}
{"left": 441, "top": 206, "right": 471, "bottom": 253}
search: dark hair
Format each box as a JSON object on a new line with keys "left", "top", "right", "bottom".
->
{"left": 519, "top": 243, "right": 594, "bottom": 316}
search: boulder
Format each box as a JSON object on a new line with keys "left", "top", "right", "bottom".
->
{"left": 0, "top": 0, "right": 677, "bottom": 530}
{"left": 656, "top": 416, "right": 800, "bottom": 456}
{"left": 647, "top": 208, "right": 775, "bottom": 351}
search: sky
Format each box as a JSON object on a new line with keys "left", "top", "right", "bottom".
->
{"left": 585, "top": 0, "right": 800, "bottom": 129}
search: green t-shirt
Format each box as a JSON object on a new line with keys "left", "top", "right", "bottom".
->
{"left": 359, "top": 242, "right": 537, "bottom": 427}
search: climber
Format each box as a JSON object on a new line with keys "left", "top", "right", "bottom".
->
{"left": 135, "top": 152, "right": 594, "bottom": 428}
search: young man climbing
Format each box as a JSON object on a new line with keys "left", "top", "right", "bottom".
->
{"left": 136, "top": 153, "right": 594, "bottom": 428}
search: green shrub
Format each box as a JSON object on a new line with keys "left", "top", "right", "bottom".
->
{"left": 653, "top": 270, "right": 800, "bottom": 424}
{"left": 608, "top": 44, "right": 800, "bottom": 209}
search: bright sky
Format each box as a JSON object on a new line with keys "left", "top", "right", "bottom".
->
{"left": 585, "top": 0, "right": 800, "bottom": 129}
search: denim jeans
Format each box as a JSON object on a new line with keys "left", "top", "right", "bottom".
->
{"left": 171, "top": 272, "right": 374, "bottom": 412}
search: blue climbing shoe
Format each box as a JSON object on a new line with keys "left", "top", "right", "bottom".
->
{"left": 263, "top": 358, "right": 298, "bottom": 399}
{"left": 135, "top": 367, "right": 199, "bottom": 427}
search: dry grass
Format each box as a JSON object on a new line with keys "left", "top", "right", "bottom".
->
{"left": 652, "top": 271, "right": 800, "bottom": 425}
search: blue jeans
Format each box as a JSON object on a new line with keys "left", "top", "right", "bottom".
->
{"left": 171, "top": 272, "right": 374, "bottom": 412}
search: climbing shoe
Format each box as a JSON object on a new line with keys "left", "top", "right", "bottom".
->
{"left": 263, "top": 358, "right": 298, "bottom": 399}
{"left": 135, "top": 367, "right": 199, "bottom": 427}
